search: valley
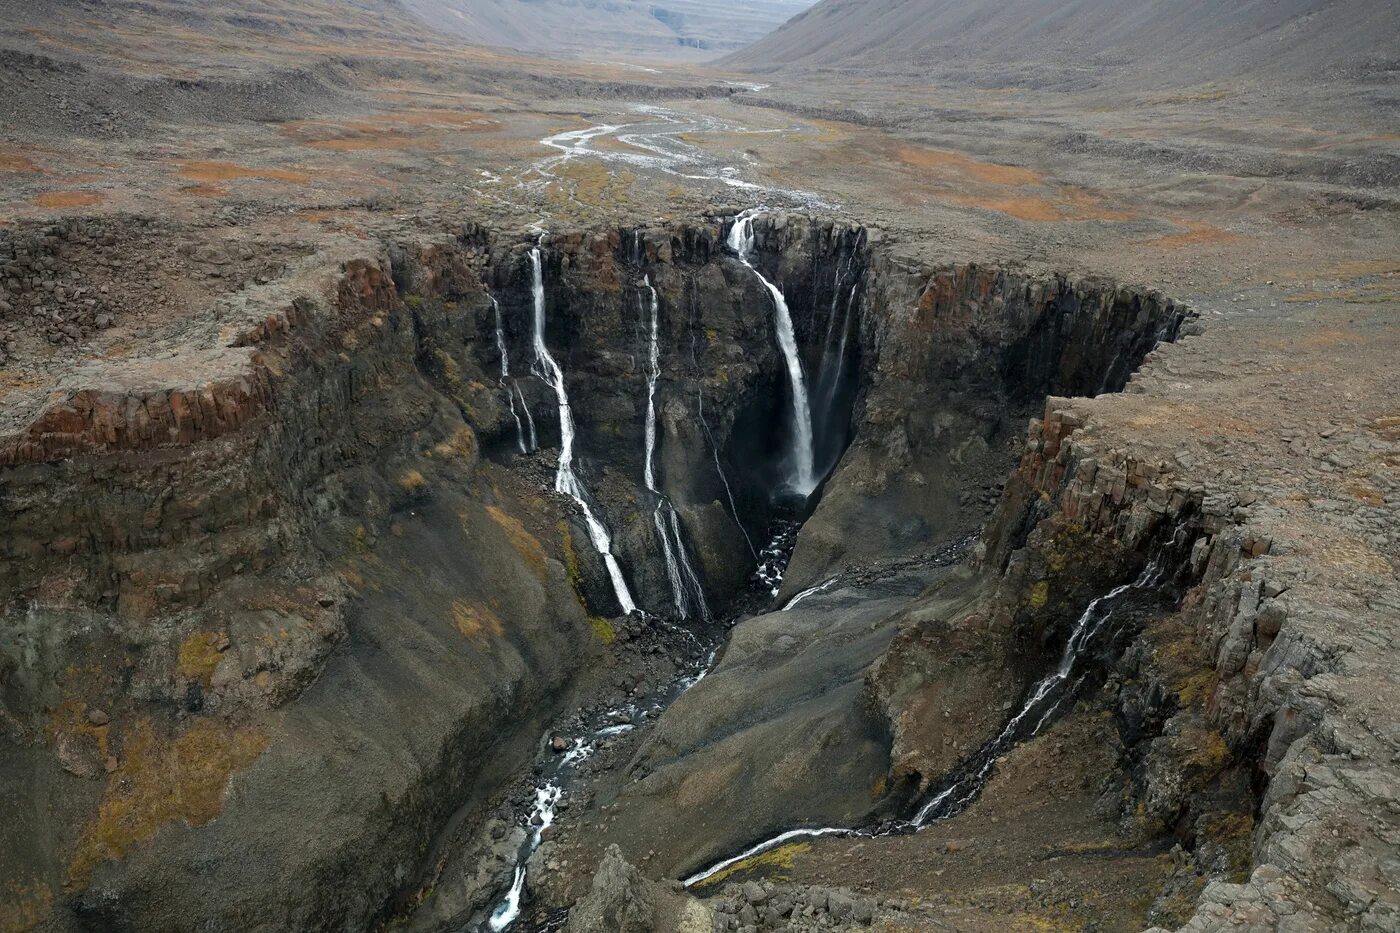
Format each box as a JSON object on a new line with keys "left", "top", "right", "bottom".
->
{"left": 0, "top": 2, "right": 1396, "bottom": 933}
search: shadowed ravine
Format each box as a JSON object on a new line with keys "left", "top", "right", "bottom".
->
{"left": 392, "top": 211, "right": 1200, "bottom": 932}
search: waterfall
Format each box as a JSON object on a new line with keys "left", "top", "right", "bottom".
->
{"left": 515, "top": 382, "right": 537, "bottom": 451}
{"left": 486, "top": 783, "right": 561, "bottom": 931}
{"left": 726, "top": 211, "right": 817, "bottom": 497}
{"left": 529, "top": 242, "right": 638, "bottom": 616}
{"left": 642, "top": 277, "right": 662, "bottom": 493}
{"left": 640, "top": 276, "right": 709, "bottom": 621}
{"left": 908, "top": 560, "right": 1163, "bottom": 826}
{"left": 493, "top": 296, "right": 531, "bottom": 454}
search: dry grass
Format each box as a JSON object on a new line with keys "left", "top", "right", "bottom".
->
{"left": 1331, "top": 259, "right": 1400, "bottom": 277}
{"left": 179, "top": 184, "right": 227, "bottom": 198}
{"left": 896, "top": 145, "right": 1042, "bottom": 186}
{"left": 69, "top": 717, "right": 269, "bottom": 883}
{"left": 177, "top": 161, "right": 310, "bottom": 184}
{"left": 486, "top": 504, "right": 548, "bottom": 578}
{"left": 176, "top": 632, "right": 223, "bottom": 685}
{"left": 692, "top": 840, "right": 812, "bottom": 889}
{"left": 1143, "top": 221, "right": 1243, "bottom": 249}
{"left": 277, "top": 114, "right": 496, "bottom": 152}
{"left": 33, "top": 192, "right": 103, "bottom": 208}
{"left": 451, "top": 599, "right": 504, "bottom": 642}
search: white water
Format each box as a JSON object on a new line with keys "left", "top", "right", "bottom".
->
{"left": 484, "top": 635, "right": 725, "bottom": 929}
{"left": 683, "top": 826, "right": 850, "bottom": 888}
{"left": 727, "top": 212, "right": 818, "bottom": 496}
{"left": 640, "top": 274, "right": 710, "bottom": 621}
{"left": 487, "top": 783, "right": 562, "bottom": 931}
{"left": 781, "top": 577, "right": 838, "bottom": 612}
{"left": 529, "top": 243, "right": 638, "bottom": 615}
{"left": 642, "top": 276, "right": 663, "bottom": 493}
{"left": 909, "top": 560, "right": 1161, "bottom": 825}
{"left": 652, "top": 509, "right": 689, "bottom": 618}
{"left": 514, "top": 382, "right": 537, "bottom": 451}
{"left": 493, "top": 297, "right": 531, "bottom": 455}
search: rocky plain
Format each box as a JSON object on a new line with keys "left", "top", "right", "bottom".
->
{"left": 0, "top": 2, "right": 1397, "bottom": 932}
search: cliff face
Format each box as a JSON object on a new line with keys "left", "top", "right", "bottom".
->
{"left": 0, "top": 215, "right": 866, "bottom": 930}
{"left": 511, "top": 214, "right": 1198, "bottom": 893}
{"left": 4, "top": 211, "right": 1384, "bottom": 932}
{"left": 983, "top": 394, "right": 1400, "bottom": 931}
{"left": 0, "top": 232, "right": 597, "bottom": 931}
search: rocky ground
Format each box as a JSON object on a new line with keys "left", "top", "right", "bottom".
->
{"left": 0, "top": 4, "right": 1396, "bottom": 933}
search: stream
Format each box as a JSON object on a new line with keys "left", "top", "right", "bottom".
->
{"left": 682, "top": 557, "right": 1176, "bottom": 888}
{"left": 474, "top": 518, "right": 811, "bottom": 931}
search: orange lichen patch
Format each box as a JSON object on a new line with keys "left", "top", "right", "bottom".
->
{"left": 176, "top": 632, "right": 223, "bottom": 685}
{"left": 0, "top": 152, "right": 41, "bottom": 173}
{"left": 179, "top": 184, "right": 227, "bottom": 198}
{"left": 279, "top": 119, "right": 444, "bottom": 152}
{"left": 33, "top": 192, "right": 102, "bottom": 208}
{"left": 485, "top": 505, "right": 548, "bottom": 578}
{"left": 896, "top": 145, "right": 1042, "bottom": 186}
{"left": 1143, "top": 222, "right": 1243, "bottom": 249}
{"left": 1331, "top": 259, "right": 1400, "bottom": 277}
{"left": 945, "top": 192, "right": 1068, "bottom": 222}
{"left": 1344, "top": 481, "right": 1385, "bottom": 506}
{"left": 176, "top": 161, "right": 310, "bottom": 185}
{"left": 432, "top": 426, "right": 477, "bottom": 460}
{"left": 0, "top": 878, "right": 53, "bottom": 931}
{"left": 451, "top": 598, "right": 504, "bottom": 642}
{"left": 69, "top": 717, "right": 269, "bottom": 883}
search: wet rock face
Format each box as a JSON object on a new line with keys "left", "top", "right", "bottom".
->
{"left": 782, "top": 249, "right": 1190, "bottom": 597}
{"left": 472, "top": 218, "right": 873, "bottom": 620}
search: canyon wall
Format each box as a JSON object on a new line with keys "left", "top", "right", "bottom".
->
{"left": 4, "top": 211, "right": 1375, "bottom": 932}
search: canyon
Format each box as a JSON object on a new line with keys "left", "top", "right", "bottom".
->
{"left": 0, "top": 2, "right": 1397, "bottom": 933}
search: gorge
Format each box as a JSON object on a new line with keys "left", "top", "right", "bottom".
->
{"left": 3, "top": 208, "right": 1244, "bottom": 932}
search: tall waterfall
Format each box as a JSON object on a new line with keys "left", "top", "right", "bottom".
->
{"left": 727, "top": 211, "right": 817, "bottom": 497}
{"left": 529, "top": 243, "right": 638, "bottom": 615}
{"left": 641, "top": 275, "right": 709, "bottom": 621}
{"left": 493, "top": 296, "right": 531, "bottom": 454}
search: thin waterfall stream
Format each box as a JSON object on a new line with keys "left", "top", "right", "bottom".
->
{"left": 640, "top": 273, "right": 708, "bottom": 621}
{"left": 682, "top": 558, "right": 1173, "bottom": 888}
{"left": 493, "top": 295, "right": 532, "bottom": 455}
{"left": 726, "top": 211, "right": 818, "bottom": 497}
{"left": 528, "top": 241, "right": 638, "bottom": 616}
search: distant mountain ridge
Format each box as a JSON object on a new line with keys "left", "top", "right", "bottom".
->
{"left": 724, "top": 0, "right": 1399, "bottom": 87}
{"left": 403, "top": 0, "right": 818, "bottom": 61}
